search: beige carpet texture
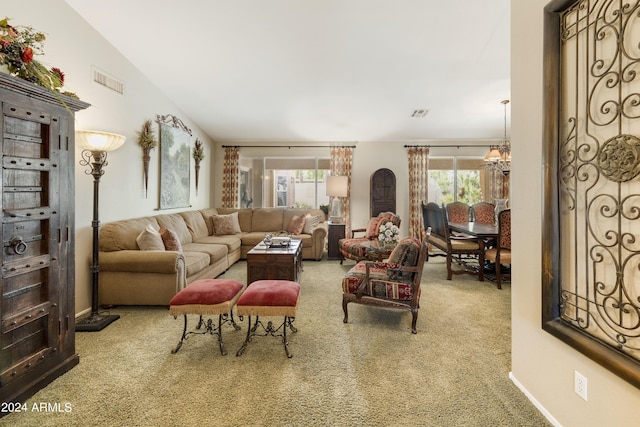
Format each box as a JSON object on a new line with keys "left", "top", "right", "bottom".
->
{"left": 1, "top": 258, "right": 550, "bottom": 427}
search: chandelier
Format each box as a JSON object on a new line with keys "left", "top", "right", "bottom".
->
{"left": 484, "top": 99, "right": 511, "bottom": 175}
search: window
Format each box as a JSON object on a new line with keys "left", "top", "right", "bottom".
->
{"left": 428, "top": 157, "right": 488, "bottom": 205}
{"left": 239, "top": 157, "right": 330, "bottom": 209}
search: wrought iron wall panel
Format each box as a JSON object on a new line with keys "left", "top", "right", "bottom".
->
{"left": 544, "top": 0, "right": 640, "bottom": 388}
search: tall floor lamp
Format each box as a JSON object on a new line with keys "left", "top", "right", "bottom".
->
{"left": 75, "top": 130, "right": 126, "bottom": 332}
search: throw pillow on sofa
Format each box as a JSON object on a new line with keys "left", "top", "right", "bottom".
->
{"left": 212, "top": 215, "right": 236, "bottom": 236}
{"left": 302, "top": 214, "right": 321, "bottom": 234}
{"left": 159, "top": 227, "right": 183, "bottom": 252}
{"left": 136, "top": 224, "right": 165, "bottom": 251}
{"left": 208, "top": 212, "right": 241, "bottom": 235}
{"left": 287, "top": 215, "right": 307, "bottom": 235}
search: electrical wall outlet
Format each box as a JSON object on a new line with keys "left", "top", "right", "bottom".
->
{"left": 575, "top": 370, "right": 588, "bottom": 401}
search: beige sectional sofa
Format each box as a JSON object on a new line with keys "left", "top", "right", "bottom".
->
{"left": 97, "top": 207, "right": 326, "bottom": 306}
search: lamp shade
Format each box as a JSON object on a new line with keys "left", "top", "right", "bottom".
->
{"left": 76, "top": 130, "right": 126, "bottom": 152}
{"left": 326, "top": 175, "right": 348, "bottom": 197}
{"left": 484, "top": 147, "right": 502, "bottom": 163}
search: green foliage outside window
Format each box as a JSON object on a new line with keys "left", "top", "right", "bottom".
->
{"left": 430, "top": 169, "right": 482, "bottom": 205}
{"left": 456, "top": 170, "right": 482, "bottom": 204}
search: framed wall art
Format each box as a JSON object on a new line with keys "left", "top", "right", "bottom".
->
{"left": 543, "top": 0, "right": 640, "bottom": 388}
{"left": 157, "top": 114, "right": 192, "bottom": 209}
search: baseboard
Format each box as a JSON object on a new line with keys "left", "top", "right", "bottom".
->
{"left": 509, "top": 371, "right": 562, "bottom": 427}
{"left": 75, "top": 307, "right": 91, "bottom": 319}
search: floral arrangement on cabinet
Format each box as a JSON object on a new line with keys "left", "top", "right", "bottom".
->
{"left": 378, "top": 221, "right": 400, "bottom": 248}
{"left": 0, "top": 17, "right": 77, "bottom": 97}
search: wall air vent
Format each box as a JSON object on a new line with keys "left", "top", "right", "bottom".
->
{"left": 92, "top": 67, "right": 125, "bottom": 95}
{"left": 411, "top": 109, "right": 429, "bottom": 118}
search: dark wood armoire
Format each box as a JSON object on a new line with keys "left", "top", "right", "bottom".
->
{"left": 0, "top": 73, "right": 89, "bottom": 404}
{"left": 370, "top": 168, "right": 396, "bottom": 217}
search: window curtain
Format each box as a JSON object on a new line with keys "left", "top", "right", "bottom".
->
{"left": 407, "top": 147, "right": 429, "bottom": 240}
{"left": 222, "top": 146, "right": 239, "bottom": 208}
{"left": 330, "top": 145, "right": 353, "bottom": 235}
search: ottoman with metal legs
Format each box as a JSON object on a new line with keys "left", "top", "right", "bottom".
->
{"left": 169, "top": 279, "right": 245, "bottom": 356}
{"left": 235, "top": 280, "right": 301, "bottom": 358}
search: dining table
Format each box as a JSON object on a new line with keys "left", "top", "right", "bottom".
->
{"left": 447, "top": 221, "right": 499, "bottom": 239}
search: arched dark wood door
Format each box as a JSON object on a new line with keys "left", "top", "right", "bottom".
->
{"left": 370, "top": 168, "right": 396, "bottom": 217}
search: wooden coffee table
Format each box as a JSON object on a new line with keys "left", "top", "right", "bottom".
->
{"left": 246, "top": 239, "right": 303, "bottom": 284}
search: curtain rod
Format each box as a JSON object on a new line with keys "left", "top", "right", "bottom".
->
{"left": 404, "top": 144, "right": 495, "bottom": 148}
{"left": 222, "top": 144, "right": 357, "bottom": 149}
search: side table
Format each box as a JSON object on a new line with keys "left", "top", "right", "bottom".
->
{"left": 327, "top": 222, "right": 346, "bottom": 260}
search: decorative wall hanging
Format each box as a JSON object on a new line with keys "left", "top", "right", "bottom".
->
{"left": 157, "top": 114, "right": 191, "bottom": 209}
{"left": 543, "top": 0, "right": 640, "bottom": 388}
{"left": 136, "top": 119, "right": 156, "bottom": 198}
{"left": 193, "top": 138, "right": 204, "bottom": 196}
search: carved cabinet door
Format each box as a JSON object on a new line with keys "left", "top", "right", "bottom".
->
{"left": 370, "top": 168, "right": 396, "bottom": 217}
{"left": 0, "top": 74, "right": 87, "bottom": 403}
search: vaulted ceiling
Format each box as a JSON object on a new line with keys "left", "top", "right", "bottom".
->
{"left": 66, "top": 0, "right": 510, "bottom": 143}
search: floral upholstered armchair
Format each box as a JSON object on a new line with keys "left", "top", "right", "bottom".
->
{"left": 338, "top": 212, "right": 401, "bottom": 264}
{"left": 341, "top": 230, "right": 430, "bottom": 334}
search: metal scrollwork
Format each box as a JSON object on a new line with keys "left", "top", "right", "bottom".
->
{"left": 598, "top": 134, "right": 640, "bottom": 182}
{"left": 546, "top": 0, "right": 640, "bottom": 387}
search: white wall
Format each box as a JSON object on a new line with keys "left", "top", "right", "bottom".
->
{"left": 511, "top": 1, "right": 640, "bottom": 425}
{"left": 2, "top": 0, "right": 215, "bottom": 315}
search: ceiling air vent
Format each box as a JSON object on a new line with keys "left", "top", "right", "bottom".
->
{"left": 411, "top": 109, "right": 429, "bottom": 118}
{"left": 92, "top": 67, "right": 125, "bottom": 95}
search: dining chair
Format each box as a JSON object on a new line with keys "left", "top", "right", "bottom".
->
{"left": 484, "top": 209, "right": 511, "bottom": 289}
{"left": 421, "top": 202, "right": 485, "bottom": 281}
{"left": 446, "top": 201, "right": 471, "bottom": 223}
{"left": 471, "top": 202, "right": 496, "bottom": 225}
{"left": 471, "top": 201, "right": 497, "bottom": 248}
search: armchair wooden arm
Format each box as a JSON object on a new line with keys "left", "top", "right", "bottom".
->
{"left": 350, "top": 227, "right": 367, "bottom": 238}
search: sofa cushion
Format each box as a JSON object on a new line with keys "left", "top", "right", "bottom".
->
{"left": 194, "top": 234, "right": 242, "bottom": 252}
{"left": 199, "top": 208, "right": 219, "bottom": 235}
{"left": 302, "top": 214, "right": 321, "bottom": 234}
{"left": 155, "top": 214, "right": 193, "bottom": 244}
{"left": 160, "top": 227, "right": 183, "bottom": 252}
{"left": 287, "top": 215, "right": 306, "bottom": 235}
{"left": 179, "top": 210, "right": 209, "bottom": 241}
{"left": 212, "top": 215, "right": 236, "bottom": 235}
{"left": 100, "top": 217, "right": 160, "bottom": 251}
{"left": 183, "top": 251, "right": 211, "bottom": 277}
{"left": 216, "top": 208, "right": 253, "bottom": 232}
{"left": 136, "top": 224, "right": 164, "bottom": 251}
{"left": 252, "top": 208, "right": 284, "bottom": 232}
{"left": 183, "top": 242, "right": 228, "bottom": 265}
{"left": 229, "top": 212, "right": 242, "bottom": 233}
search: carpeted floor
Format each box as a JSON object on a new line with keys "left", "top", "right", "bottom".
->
{"left": 1, "top": 258, "right": 550, "bottom": 427}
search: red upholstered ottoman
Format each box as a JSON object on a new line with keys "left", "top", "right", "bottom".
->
{"left": 235, "top": 280, "right": 301, "bottom": 358}
{"left": 169, "top": 279, "right": 245, "bottom": 356}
